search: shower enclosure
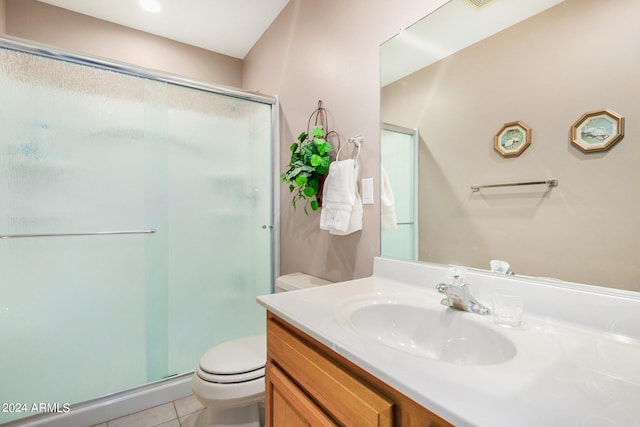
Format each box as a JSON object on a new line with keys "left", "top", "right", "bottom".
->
{"left": 0, "top": 38, "right": 276, "bottom": 425}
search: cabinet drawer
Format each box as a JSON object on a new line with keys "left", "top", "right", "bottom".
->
{"left": 268, "top": 362, "right": 338, "bottom": 427}
{"left": 268, "top": 317, "right": 394, "bottom": 427}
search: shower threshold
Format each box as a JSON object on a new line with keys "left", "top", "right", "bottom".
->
{"left": 3, "top": 372, "right": 193, "bottom": 427}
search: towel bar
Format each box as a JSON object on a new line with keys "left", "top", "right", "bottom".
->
{"left": 471, "top": 179, "right": 558, "bottom": 192}
{"left": 0, "top": 229, "right": 156, "bottom": 239}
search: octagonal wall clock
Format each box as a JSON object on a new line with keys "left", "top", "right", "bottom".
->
{"left": 571, "top": 109, "right": 624, "bottom": 153}
{"left": 494, "top": 121, "right": 531, "bottom": 157}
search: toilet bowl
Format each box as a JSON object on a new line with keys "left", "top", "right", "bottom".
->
{"left": 192, "top": 273, "right": 332, "bottom": 427}
{"left": 192, "top": 335, "right": 266, "bottom": 427}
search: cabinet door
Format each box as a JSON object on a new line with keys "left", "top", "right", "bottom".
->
{"left": 399, "top": 400, "right": 450, "bottom": 427}
{"left": 267, "top": 362, "right": 338, "bottom": 427}
{"left": 268, "top": 317, "right": 394, "bottom": 427}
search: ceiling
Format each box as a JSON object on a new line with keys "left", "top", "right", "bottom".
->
{"left": 37, "top": 0, "right": 289, "bottom": 59}
{"left": 380, "top": 0, "right": 564, "bottom": 86}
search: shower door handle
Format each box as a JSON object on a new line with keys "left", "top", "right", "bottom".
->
{"left": 0, "top": 229, "right": 156, "bottom": 239}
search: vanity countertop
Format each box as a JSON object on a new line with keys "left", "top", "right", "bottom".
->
{"left": 257, "top": 258, "right": 640, "bottom": 427}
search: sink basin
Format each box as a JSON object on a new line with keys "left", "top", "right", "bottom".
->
{"left": 336, "top": 296, "right": 516, "bottom": 365}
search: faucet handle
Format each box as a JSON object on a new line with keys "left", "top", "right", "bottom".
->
{"left": 490, "top": 259, "right": 512, "bottom": 275}
{"left": 446, "top": 266, "right": 467, "bottom": 286}
{"left": 436, "top": 283, "right": 448, "bottom": 294}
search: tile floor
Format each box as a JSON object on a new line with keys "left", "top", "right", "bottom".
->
{"left": 90, "top": 394, "right": 205, "bottom": 427}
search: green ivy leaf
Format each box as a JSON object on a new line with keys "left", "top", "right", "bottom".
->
{"left": 316, "top": 142, "right": 327, "bottom": 156}
{"left": 290, "top": 142, "right": 298, "bottom": 152}
{"left": 316, "top": 165, "right": 329, "bottom": 175}
{"left": 285, "top": 167, "right": 302, "bottom": 180}
{"left": 310, "top": 200, "right": 319, "bottom": 211}
{"left": 303, "top": 186, "right": 316, "bottom": 197}
{"left": 310, "top": 154, "right": 322, "bottom": 167}
{"left": 307, "top": 178, "right": 319, "bottom": 192}
{"left": 301, "top": 144, "right": 314, "bottom": 158}
{"left": 310, "top": 125, "right": 324, "bottom": 137}
{"left": 295, "top": 175, "right": 307, "bottom": 187}
{"left": 298, "top": 132, "right": 307, "bottom": 143}
{"left": 325, "top": 142, "right": 334, "bottom": 153}
{"left": 289, "top": 184, "right": 294, "bottom": 193}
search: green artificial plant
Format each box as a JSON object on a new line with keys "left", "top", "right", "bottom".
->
{"left": 280, "top": 125, "right": 334, "bottom": 214}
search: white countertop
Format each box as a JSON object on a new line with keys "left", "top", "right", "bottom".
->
{"left": 257, "top": 258, "right": 640, "bottom": 427}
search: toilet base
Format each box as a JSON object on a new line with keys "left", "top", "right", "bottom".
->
{"left": 195, "top": 401, "right": 263, "bottom": 427}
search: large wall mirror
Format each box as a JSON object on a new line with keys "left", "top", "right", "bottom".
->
{"left": 380, "top": 0, "right": 639, "bottom": 291}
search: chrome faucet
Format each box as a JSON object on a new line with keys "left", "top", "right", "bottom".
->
{"left": 436, "top": 267, "right": 490, "bottom": 315}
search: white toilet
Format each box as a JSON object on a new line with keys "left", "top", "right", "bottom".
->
{"left": 191, "top": 273, "right": 332, "bottom": 427}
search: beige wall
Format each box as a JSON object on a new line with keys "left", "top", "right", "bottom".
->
{"left": 3, "top": 0, "right": 449, "bottom": 283}
{"left": 243, "top": 0, "right": 447, "bottom": 282}
{"left": 382, "top": 0, "right": 640, "bottom": 291}
{"left": 0, "top": 0, "right": 5, "bottom": 34}
{"left": 4, "top": 0, "right": 242, "bottom": 86}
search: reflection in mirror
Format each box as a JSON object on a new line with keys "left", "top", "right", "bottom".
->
{"left": 380, "top": 0, "right": 640, "bottom": 291}
{"left": 380, "top": 124, "right": 418, "bottom": 260}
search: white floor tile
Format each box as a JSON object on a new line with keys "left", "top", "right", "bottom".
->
{"left": 179, "top": 410, "right": 206, "bottom": 427}
{"left": 173, "top": 394, "right": 204, "bottom": 418}
{"left": 151, "top": 420, "right": 180, "bottom": 427}
{"left": 107, "top": 402, "right": 177, "bottom": 427}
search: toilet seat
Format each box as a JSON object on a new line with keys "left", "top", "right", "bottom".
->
{"left": 197, "top": 334, "right": 266, "bottom": 384}
{"left": 197, "top": 365, "right": 265, "bottom": 384}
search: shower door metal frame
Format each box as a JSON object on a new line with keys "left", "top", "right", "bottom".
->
{"left": 0, "top": 35, "right": 280, "bottom": 286}
{"left": 0, "top": 34, "right": 281, "bottom": 427}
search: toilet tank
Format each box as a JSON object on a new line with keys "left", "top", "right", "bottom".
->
{"left": 275, "top": 272, "right": 333, "bottom": 293}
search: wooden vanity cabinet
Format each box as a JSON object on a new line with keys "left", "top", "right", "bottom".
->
{"left": 266, "top": 312, "right": 454, "bottom": 427}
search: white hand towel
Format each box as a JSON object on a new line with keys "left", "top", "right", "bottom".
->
{"left": 329, "top": 191, "right": 362, "bottom": 235}
{"left": 380, "top": 166, "right": 397, "bottom": 230}
{"left": 327, "top": 165, "right": 363, "bottom": 236}
{"left": 320, "top": 159, "right": 362, "bottom": 235}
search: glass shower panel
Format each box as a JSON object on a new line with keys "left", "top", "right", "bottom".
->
{"left": 165, "top": 88, "right": 272, "bottom": 374}
{"left": 0, "top": 50, "right": 150, "bottom": 419}
{"left": 0, "top": 44, "right": 274, "bottom": 424}
{"left": 381, "top": 127, "right": 418, "bottom": 260}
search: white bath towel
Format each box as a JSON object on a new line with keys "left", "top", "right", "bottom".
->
{"left": 380, "top": 166, "right": 397, "bottom": 230}
{"left": 320, "top": 159, "right": 362, "bottom": 235}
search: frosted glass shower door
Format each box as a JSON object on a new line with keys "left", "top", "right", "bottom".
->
{"left": 0, "top": 50, "right": 153, "bottom": 422}
{"left": 381, "top": 125, "right": 418, "bottom": 260}
{"left": 164, "top": 88, "right": 273, "bottom": 375}
{"left": 0, "top": 44, "right": 274, "bottom": 424}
